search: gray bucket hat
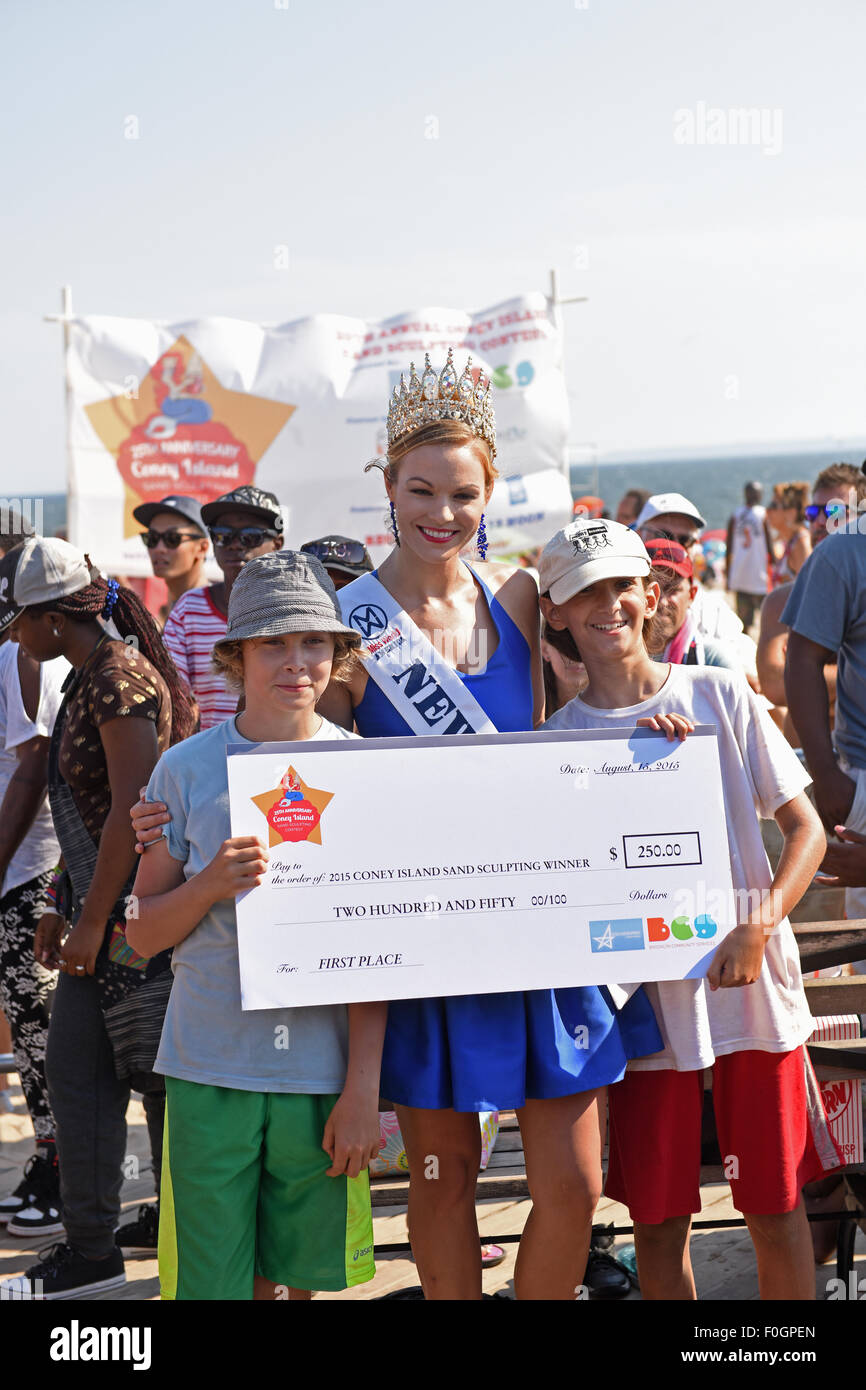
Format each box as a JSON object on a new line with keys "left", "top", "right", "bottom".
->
{"left": 215, "top": 550, "right": 363, "bottom": 648}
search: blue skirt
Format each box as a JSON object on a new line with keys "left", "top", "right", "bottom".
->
{"left": 380, "top": 985, "right": 663, "bottom": 1112}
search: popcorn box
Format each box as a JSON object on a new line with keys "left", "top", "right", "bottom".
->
{"left": 370, "top": 1109, "right": 499, "bottom": 1176}
{"left": 812, "top": 1015, "right": 863, "bottom": 1167}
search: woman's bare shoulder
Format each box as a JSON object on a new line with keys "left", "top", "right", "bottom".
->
{"left": 477, "top": 561, "right": 539, "bottom": 603}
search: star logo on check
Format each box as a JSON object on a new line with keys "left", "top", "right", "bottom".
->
{"left": 251, "top": 767, "right": 334, "bottom": 847}
{"left": 591, "top": 923, "right": 615, "bottom": 950}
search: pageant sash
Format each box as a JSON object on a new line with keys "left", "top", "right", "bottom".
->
{"left": 339, "top": 571, "right": 498, "bottom": 736}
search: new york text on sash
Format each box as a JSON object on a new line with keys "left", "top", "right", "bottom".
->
{"left": 338, "top": 570, "right": 499, "bottom": 737}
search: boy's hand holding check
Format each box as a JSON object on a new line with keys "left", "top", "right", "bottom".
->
{"left": 201, "top": 836, "right": 270, "bottom": 901}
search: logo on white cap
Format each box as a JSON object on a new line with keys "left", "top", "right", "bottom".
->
{"left": 570, "top": 522, "right": 612, "bottom": 555}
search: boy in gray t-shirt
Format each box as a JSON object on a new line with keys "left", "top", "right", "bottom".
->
{"left": 128, "top": 552, "right": 385, "bottom": 1300}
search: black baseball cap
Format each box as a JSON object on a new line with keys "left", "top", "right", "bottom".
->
{"left": 132, "top": 494, "right": 207, "bottom": 533}
{"left": 300, "top": 535, "right": 373, "bottom": 579}
{"left": 200, "top": 485, "right": 284, "bottom": 532}
{"left": 0, "top": 545, "right": 25, "bottom": 634}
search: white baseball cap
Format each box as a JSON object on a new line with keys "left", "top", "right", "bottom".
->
{"left": 539, "top": 519, "right": 651, "bottom": 605}
{"left": 635, "top": 493, "right": 706, "bottom": 531}
{"left": 12, "top": 537, "right": 93, "bottom": 607}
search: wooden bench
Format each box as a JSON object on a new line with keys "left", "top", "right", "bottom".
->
{"left": 794, "top": 919, "right": 866, "bottom": 975}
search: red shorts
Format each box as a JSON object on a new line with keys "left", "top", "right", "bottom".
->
{"left": 606, "top": 1046, "right": 841, "bottom": 1223}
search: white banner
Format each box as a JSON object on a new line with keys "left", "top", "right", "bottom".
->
{"left": 66, "top": 296, "right": 572, "bottom": 576}
{"left": 227, "top": 728, "right": 737, "bottom": 1009}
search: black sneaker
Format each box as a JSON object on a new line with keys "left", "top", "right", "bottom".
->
{"left": 0, "top": 1242, "right": 126, "bottom": 1300}
{"left": 0, "top": 1152, "right": 61, "bottom": 1233}
{"left": 115, "top": 1202, "right": 159, "bottom": 1252}
{"left": 582, "top": 1249, "right": 632, "bottom": 1300}
{"left": 7, "top": 1196, "right": 64, "bottom": 1239}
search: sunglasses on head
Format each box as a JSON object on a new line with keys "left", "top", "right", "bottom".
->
{"left": 301, "top": 539, "right": 368, "bottom": 567}
{"left": 140, "top": 528, "right": 203, "bottom": 549}
{"left": 208, "top": 525, "right": 281, "bottom": 551}
{"left": 805, "top": 502, "right": 846, "bottom": 522}
{"left": 644, "top": 525, "right": 699, "bottom": 549}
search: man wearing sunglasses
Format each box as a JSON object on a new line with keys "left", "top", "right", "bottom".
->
{"left": 133, "top": 495, "right": 209, "bottom": 620}
{"left": 645, "top": 540, "right": 738, "bottom": 670}
{"left": 300, "top": 535, "right": 373, "bottom": 591}
{"left": 162, "top": 486, "right": 284, "bottom": 730}
{"left": 782, "top": 463, "right": 866, "bottom": 1009}
{"left": 757, "top": 464, "right": 866, "bottom": 744}
{"left": 636, "top": 492, "right": 755, "bottom": 672}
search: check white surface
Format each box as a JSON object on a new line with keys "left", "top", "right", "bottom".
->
{"left": 228, "top": 728, "right": 737, "bottom": 1009}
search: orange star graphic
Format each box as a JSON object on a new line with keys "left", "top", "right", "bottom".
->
{"left": 251, "top": 767, "right": 334, "bottom": 847}
{"left": 85, "top": 335, "right": 295, "bottom": 537}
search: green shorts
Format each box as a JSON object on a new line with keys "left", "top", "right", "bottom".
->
{"left": 159, "top": 1077, "right": 375, "bottom": 1300}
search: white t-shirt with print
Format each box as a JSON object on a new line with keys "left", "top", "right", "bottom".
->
{"left": 543, "top": 664, "right": 814, "bottom": 1070}
{"left": 0, "top": 643, "right": 68, "bottom": 897}
{"left": 727, "top": 504, "right": 770, "bottom": 596}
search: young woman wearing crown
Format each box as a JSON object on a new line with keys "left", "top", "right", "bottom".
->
{"left": 311, "top": 349, "right": 666, "bottom": 1300}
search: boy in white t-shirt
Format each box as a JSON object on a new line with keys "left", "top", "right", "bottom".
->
{"left": 538, "top": 518, "right": 839, "bottom": 1302}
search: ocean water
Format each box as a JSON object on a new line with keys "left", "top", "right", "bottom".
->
{"left": 569, "top": 447, "right": 865, "bottom": 532}
{"left": 36, "top": 444, "right": 866, "bottom": 546}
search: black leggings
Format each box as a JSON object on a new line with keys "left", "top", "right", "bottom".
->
{"left": 0, "top": 870, "right": 56, "bottom": 1141}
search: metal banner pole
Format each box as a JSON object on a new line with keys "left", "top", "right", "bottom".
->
{"left": 43, "top": 285, "right": 74, "bottom": 541}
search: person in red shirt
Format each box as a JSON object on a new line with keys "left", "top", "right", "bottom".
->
{"left": 162, "top": 486, "right": 283, "bottom": 730}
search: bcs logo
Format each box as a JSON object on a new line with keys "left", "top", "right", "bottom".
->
{"left": 647, "top": 914, "right": 718, "bottom": 944}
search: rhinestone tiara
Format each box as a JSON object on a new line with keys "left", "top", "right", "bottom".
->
{"left": 386, "top": 348, "right": 496, "bottom": 459}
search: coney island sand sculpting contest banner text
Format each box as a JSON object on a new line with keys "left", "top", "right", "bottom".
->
{"left": 67, "top": 297, "right": 572, "bottom": 575}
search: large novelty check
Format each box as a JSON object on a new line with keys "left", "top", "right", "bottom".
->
{"left": 227, "top": 728, "right": 737, "bottom": 1009}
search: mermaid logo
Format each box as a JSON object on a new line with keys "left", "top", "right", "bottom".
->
{"left": 85, "top": 336, "right": 295, "bottom": 538}
{"left": 251, "top": 766, "right": 334, "bottom": 846}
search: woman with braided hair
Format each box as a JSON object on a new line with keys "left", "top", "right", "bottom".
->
{"left": 0, "top": 538, "right": 196, "bottom": 1300}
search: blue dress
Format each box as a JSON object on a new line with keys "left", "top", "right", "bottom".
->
{"left": 350, "top": 565, "right": 663, "bottom": 1111}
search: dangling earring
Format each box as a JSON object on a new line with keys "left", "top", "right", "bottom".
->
{"left": 389, "top": 500, "right": 401, "bottom": 548}
{"left": 476, "top": 513, "right": 489, "bottom": 560}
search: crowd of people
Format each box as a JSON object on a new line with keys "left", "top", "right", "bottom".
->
{"left": 0, "top": 351, "right": 862, "bottom": 1302}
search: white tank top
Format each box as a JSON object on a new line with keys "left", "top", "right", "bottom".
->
{"left": 727, "top": 505, "right": 769, "bottom": 594}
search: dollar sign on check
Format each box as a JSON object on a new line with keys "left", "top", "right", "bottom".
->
{"left": 609, "top": 846, "right": 618, "bottom": 862}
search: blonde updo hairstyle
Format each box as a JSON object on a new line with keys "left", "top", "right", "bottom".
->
{"left": 367, "top": 420, "right": 499, "bottom": 492}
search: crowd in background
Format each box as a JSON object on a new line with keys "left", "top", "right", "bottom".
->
{"left": 0, "top": 442, "right": 863, "bottom": 1302}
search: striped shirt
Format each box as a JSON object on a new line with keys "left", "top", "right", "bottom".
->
{"left": 163, "top": 587, "right": 236, "bottom": 730}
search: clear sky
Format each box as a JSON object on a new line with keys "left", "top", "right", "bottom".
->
{"left": 2, "top": 0, "right": 865, "bottom": 491}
